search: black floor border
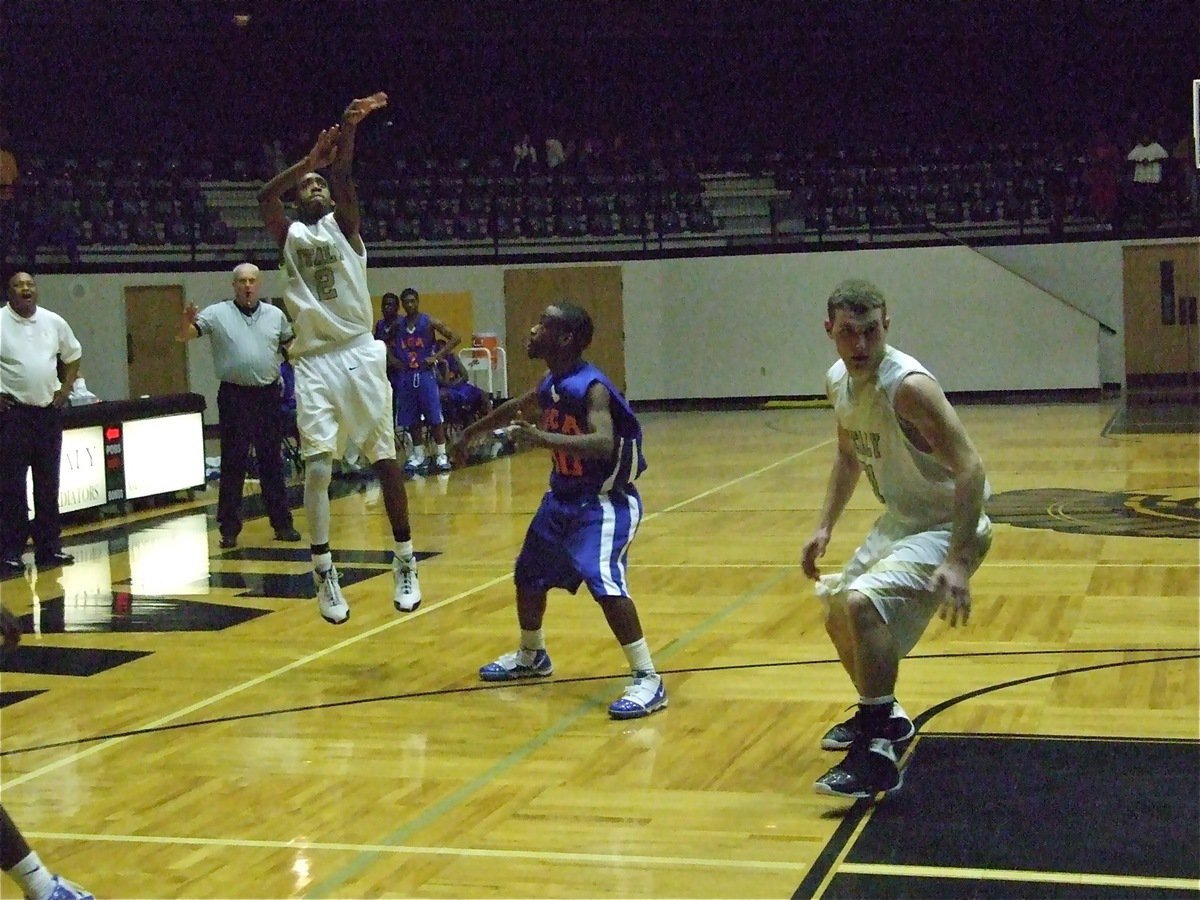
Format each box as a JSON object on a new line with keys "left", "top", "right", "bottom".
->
{"left": 792, "top": 651, "right": 1200, "bottom": 899}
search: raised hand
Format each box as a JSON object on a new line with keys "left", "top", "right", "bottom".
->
{"left": 306, "top": 126, "right": 341, "bottom": 169}
{"left": 342, "top": 92, "right": 388, "bottom": 126}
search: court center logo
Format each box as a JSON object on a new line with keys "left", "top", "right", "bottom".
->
{"left": 987, "top": 488, "right": 1199, "bottom": 539}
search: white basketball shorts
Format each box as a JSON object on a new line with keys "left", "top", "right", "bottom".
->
{"left": 293, "top": 334, "right": 396, "bottom": 463}
{"left": 815, "top": 511, "right": 993, "bottom": 657}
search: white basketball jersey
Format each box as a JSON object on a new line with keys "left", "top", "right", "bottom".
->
{"left": 280, "top": 212, "right": 372, "bottom": 358}
{"left": 825, "top": 346, "right": 990, "bottom": 529}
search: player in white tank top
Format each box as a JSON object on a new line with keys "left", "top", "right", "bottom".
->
{"left": 256, "top": 92, "right": 422, "bottom": 624}
{"left": 801, "top": 279, "right": 992, "bottom": 800}
{"left": 825, "top": 346, "right": 992, "bottom": 530}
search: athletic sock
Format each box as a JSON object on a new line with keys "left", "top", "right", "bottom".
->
{"left": 621, "top": 637, "right": 657, "bottom": 676}
{"left": 10, "top": 852, "right": 55, "bottom": 900}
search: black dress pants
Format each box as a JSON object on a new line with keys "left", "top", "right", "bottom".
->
{"left": 0, "top": 403, "right": 64, "bottom": 558}
{"left": 216, "top": 382, "right": 293, "bottom": 539}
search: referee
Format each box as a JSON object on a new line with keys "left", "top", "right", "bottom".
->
{"left": 180, "top": 262, "right": 300, "bottom": 549}
{"left": 0, "top": 271, "right": 82, "bottom": 573}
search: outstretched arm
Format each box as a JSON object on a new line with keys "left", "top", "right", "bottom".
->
{"left": 453, "top": 386, "right": 540, "bottom": 465}
{"left": 503, "top": 381, "right": 615, "bottom": 460}
{"left": 331, "top": 92, "right": 387, "bottom": 243}
{"left": 256, "top": 127, "right": 341, "bottom": 247}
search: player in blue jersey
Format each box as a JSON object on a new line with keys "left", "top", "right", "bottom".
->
{"left": 392, "top": 287, "right": 460, "bottom": 475}
{"left": 456, "top": 302, "right": 666, "bottom": 719}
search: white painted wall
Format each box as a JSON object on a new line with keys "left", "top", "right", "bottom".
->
{"left": 30, "top": 240, "right": 1121, "bottom": 421}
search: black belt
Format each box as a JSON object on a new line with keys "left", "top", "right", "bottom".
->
{"left": 6, "top": 398, "right": 55, "bottom": 410}
{"left": 221, "top": 381, "right": 281, "bottom": 391}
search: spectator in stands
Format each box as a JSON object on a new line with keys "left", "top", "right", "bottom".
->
{"left": 0, "top": 272, "right": 80, "bottom": 573}
{"left": 392, "top": 287, "right": 460, "bottom": 474}
{"left": 544, "top": 132, "right": 566, "bottom": 173}
{"left": 1085, "top": 130, "right": 1121, "bottom": 228}
{"left": 512, "top": 133, "right": 537, "bottom": 175}
{"left": 259, "top": 137, "right": 286, "bottom": 180}
{"left": 178, "top": 263, "right": 301, "bottom": 549}
{"left": 1127, "top": 131, "right": 1169, "bottom": 230}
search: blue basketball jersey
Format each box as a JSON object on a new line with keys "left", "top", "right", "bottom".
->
{"left": 537, "top": 362, "right": 646, "bottom": 499}
{"left": 396, "top": 313, "right": 435, "bottom": 371}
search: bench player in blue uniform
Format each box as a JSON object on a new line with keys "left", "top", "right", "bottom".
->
{"left": 457, "top": 302, "right": 666, "bottom": 719}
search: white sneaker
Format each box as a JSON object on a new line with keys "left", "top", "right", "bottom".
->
{"left": 393, "top": 554, "right": 421, "bottom": 612}
{"left": 315, "top": 567, "right": 349, "bottom": 624}
{"left": 608, "top": 672, "right": 668, "bottom": 720}
{"left": 433, "top": 453, "right": 452, "bottom": 473}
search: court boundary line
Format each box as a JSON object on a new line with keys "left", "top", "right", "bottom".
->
{"left": 1, "top": 436, "right": 832, "bottom": 791}
{"left": 2, "top": 645, "right": 1196, "bottom": 757}
{"left": 839, "top": 860, "right": 1200, "bottom": 892}
{"left": 21, "top": 829, "right": 805, "bottom": 873}
{"left": 303, "top": 568, "right": 796, "bottom": 897}
{"left": 795, "top": 652, "right": 1200, "bottom": 899}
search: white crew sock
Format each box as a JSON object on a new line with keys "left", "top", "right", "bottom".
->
{"left": 312, "top": 552, "right": 333, "bottom": 575}
{"left": 621, "top": 637, "right": 656, "bottom": 676}
{"left": 520, "top": 629, "right": 546, "bottom": 658}
{"left": 10, "top": 852, "right": 55, "bottom": 900}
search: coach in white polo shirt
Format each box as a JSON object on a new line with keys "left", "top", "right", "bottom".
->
{"left": 0, "top": 271, "right": 82, "bottom": 573}
{"left": 180, "top": 262, "right": 300, "bottom": 549}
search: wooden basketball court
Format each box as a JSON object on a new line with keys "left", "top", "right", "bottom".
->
{"left": 1, "top": 400, "right": 1197, "bottom": 898}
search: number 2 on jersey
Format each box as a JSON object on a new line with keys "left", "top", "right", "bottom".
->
{"left": 314, "top": 265, "right": 338, "bottom": 302}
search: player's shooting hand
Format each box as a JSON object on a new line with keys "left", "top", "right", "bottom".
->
{"left": 800, "top": 528, "right": 830, "bottom": 580}
{"left": 930, "top": 561, "right": 972, "bottom": 627}
{"left": 307, "top": 126, "right": 341, "bottom": 169}
{"left": 343, "top": 92, "right": 388, "bottom": 125}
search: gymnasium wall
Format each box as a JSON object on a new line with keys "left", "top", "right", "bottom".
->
{"left": 31, "top": 240, "right": 1136, "bottom": 420}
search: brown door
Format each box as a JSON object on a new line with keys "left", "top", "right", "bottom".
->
{"left": 1123, "top": 242, "right": 1200, "bottom": 385}
{"left": 503, "top": 266, "right": 625, "bottom": 396}
{"left": 125, "top": 285, "right": 188, "bottom": 397}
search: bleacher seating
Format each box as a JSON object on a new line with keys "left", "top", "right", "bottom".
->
{"left": 5, "top": 134, "right": 1195, "bottom": 266}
